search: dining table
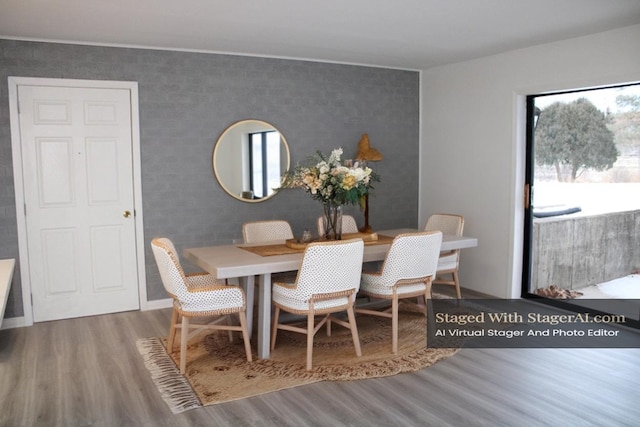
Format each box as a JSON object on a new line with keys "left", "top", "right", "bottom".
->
{"left": 184, "top": 228, "right": 478, "bottom": 359}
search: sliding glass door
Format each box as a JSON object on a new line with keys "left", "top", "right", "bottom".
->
{"left": 523, "top": 83, "right": 640, "bottom": 328}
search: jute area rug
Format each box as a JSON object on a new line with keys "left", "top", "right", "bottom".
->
{"left": 137, "top": 301, "right": 459, "bottom": 414}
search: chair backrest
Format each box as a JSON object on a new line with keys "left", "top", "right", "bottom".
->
{"left": 292, "top": 238, "right": 364, "bottom": 299}
{"left": 150, "top": 237, "right": 188, "bottom": 300}
{"left": 316, "top": 214, "right": 359, "bottom": 236}
{"left": 424, "top": 213, "right": 464, "bottom": 236}
{"left": 424, "top": 213, "right": 464, "bottom": 261}
{"left": 243, "top": 220, "right": 294, "bottom": 243}
{"left": 376, "top": 231, "right": 443, "bottom": 288}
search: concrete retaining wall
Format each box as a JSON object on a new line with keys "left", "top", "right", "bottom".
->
{"left": 532, "top": 210, "right": 640, "bottom": 291}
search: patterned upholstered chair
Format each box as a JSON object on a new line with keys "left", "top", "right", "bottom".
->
{"left": 356, "top": 231, "right": 442, "bottom": 354}
{"left": 242, "top": 220, "right": 297, "bottom": 284}
{"left": 424, "top": 214, "right": 465, "bottom": 299}
{"left": 242, "top": 220, "right": 294, "bottom": 243}
{"left": 271, "top": 238, "right": 364, "bottom": 370}
{"left": 151, "top": 238, "right": 252, "bottom": 374}
{"left": 316, "top": 214, "right": 359, "bottom": 237}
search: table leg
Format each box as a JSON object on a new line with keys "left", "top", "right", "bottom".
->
{"left": 257, "top": 273, "right": 272, "bottom": 359}
{"left": 240, "top": 275, "right": 255, "bottom": 337}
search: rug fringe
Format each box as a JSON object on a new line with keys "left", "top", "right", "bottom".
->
{"left": 136, "top": 337, "right": 201, "bottom": 414}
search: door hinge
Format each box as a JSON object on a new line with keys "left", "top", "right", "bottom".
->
{"left": 524, "top": 184, "right": 530, "bottom": 209}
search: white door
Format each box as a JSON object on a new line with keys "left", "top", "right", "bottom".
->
{"left": 17, "top": 84, "right": 140, "bottom": 322}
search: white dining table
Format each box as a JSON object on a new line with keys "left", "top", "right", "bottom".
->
{"left": 184, "top": 228, "right": 478, "bottom": 359}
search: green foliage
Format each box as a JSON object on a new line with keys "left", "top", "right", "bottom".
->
{"left": 610, "top": 94, "right": 640, "bottom": 148}
{"left": 535, "top": 98, "right": 618, "bottom": 182}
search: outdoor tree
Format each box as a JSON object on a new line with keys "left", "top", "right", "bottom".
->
{"left": 610, "top": 93, "right": 640, "bottom": 148}
{"left": 535, "top": 98, "right": 618, "bottom": 182}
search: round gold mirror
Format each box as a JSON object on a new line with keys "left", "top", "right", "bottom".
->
{"left": 213, "top": 119, "right": 290, "bottom": 202}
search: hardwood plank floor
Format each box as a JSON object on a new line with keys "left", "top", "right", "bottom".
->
{"left": 1, "top": 289, "right": 639, "bottom": 426}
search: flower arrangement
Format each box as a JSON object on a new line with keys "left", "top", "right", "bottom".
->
{"left": 279, "top": 147, "right": 378, "bottom": 208}
{"left": 279, "top": 147, "right": 379, "bottom": 239}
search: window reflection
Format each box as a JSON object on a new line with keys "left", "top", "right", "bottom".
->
{"left": 213, "top": 119, "right": 290, "bottom": 202}
{"left": 249, "top": 130, "right": 282, "bottom": 198}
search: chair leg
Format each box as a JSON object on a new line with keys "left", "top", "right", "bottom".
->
{"left": 391, "top": 296, "right": 399, "bottom": 354}
{"left": 167, "top": 306, "right": 179, "bottom": 352}
{"left": 270, "top": 306, "right": 281, "bottom": 351}
{"left": 180, "top": 316, "right": 189, "bottom": 374}
{"left": 346, "top": 306, "right": 362, "bottom": 357}
{"left": 226, "top": 315, "right": 234, "bottom": 343}
{"left": 306, "top": 311, "right": 315, "bottom": 371}
{"left": 238, "top": 311, "right": 253, "bottom": 362}
{"left": 425, "top": 281, "right": 433, "bottom": 347}
{"left": 422, "top": 280, "right": 431, "bottom": 316}
{"left": 452, "top": 270, "right": 462, "bottom": 299}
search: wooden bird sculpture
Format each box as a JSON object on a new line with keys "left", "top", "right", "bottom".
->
{"left": 355, "top": 133, "right": 383, "bottom": 161}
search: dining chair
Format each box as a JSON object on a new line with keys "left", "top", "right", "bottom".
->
{"left": 356, "top": 231, "right": 442, "bottom": 354}
{"left": 424, "top": 213, "right": 465, "bottom": 299}
{"left": 242, "top": 220, "right": 294, "bottom": 243}
{"left": 151, "top": 238, "right": 252, "bottom": 374}
{"left": 243, "top": 220, "right": 297, "bottom": 284}
{"left": 316, "top": 214, "right": 359, "bottom": 237}
{"left": 271, "top": 238, "right": 364, "bottom": 370}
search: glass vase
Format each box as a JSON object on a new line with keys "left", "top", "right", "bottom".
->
{"left": 322, "top": 202, "right": 343, "bottom": 240}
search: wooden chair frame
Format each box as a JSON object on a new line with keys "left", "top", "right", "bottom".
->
{"left": 270, "top": 238, "right": 364, "bottom": 370}
{"left": 271, "top": 288, "right": 361, "bottom": 371}
{"left": 356, "top": 278, "right": 432, "bottom": 354}
{"left": 151, "top": 238, "right": 252, "bottom": 374}
{"left": 425, "top": 214, "right": 465, "bottom": 299}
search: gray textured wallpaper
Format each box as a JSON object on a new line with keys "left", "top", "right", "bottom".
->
{"left": 0, "top": 40, "right": 419, "bottom": 316}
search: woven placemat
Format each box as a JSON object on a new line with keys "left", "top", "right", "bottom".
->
{"left": 240, "top": 234, "right": 394, "bottom": 257}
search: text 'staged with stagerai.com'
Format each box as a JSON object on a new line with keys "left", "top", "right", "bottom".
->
{"left": 427, "top": 299, "right": 639, "bottom": 348}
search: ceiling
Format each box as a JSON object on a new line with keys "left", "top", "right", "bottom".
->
{"left": 2, "top": 0, "right": 640, "bottom": 70}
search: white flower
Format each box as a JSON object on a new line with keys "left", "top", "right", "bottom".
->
{"left": 351, "top": 167, "right": 370, "bottom": 182}
{"left": 335, "top": 165, "right": 350, "bottom": 175}
{"left": 318, "top": 161, "right": 330, "bottom": 174}
{"left": 328, "top": 148, "right": 343, "bottom": 164}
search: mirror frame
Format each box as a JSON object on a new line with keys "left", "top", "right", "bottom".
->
{"left": 213, "top": 119, "right": 290, "bottom": 203}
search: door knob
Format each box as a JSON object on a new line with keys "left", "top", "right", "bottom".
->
{"left": 123, "top": 210, "right": 132, "bottom": 218}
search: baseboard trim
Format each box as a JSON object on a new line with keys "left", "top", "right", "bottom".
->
{"left": 145, "top": 298, "right": 173, "bottom": 311}
{"left": 1, "top": 298, "right": 173, "bottom": 330}
{"left": 0, "top": 316, "right": 27, "bottom": 330}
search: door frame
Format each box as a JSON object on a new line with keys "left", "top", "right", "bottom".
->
{"left": 8, "top": 77, "right": 148, "bottom": 326}
{"left": 520, "top": 83, "right": 640, "bottom": 329}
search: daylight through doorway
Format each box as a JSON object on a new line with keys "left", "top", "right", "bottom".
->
{"left": 523, "top": 82, "right": 640, "bottom": 327}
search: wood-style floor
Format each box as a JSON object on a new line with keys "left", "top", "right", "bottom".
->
{"left": 1, "top": 287, "right": 639, "bottom": 427}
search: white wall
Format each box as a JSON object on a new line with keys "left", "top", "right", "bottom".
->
{"left": 420, "top": 24, "right": 640, "bottom": 298}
